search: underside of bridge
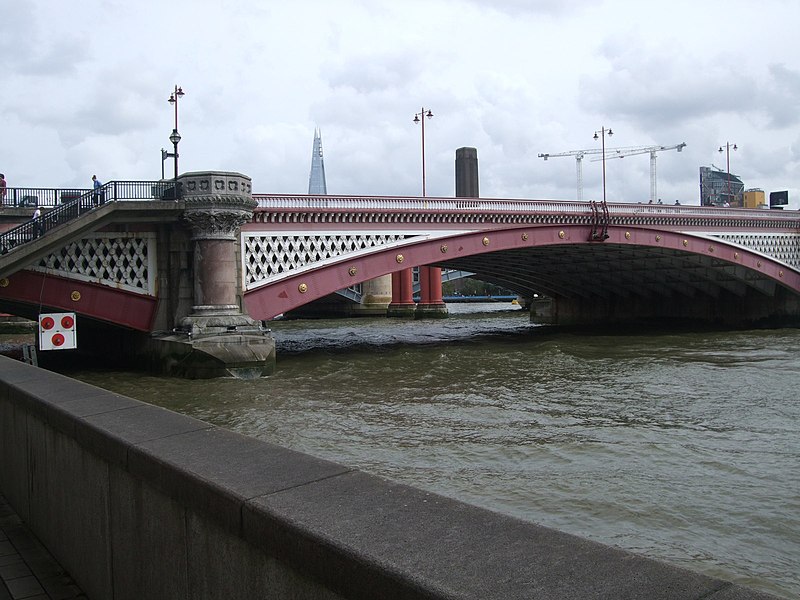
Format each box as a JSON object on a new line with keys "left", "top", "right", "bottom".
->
{"left": 436, "top": 243, "right": 800, "bottom": 328}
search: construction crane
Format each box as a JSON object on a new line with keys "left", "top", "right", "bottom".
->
{"left": 538, "top": 145, "right": 664, "bottom": 200}
{"left": 537, "top": 148, "right": 607, "bottom": 200}
{"left": 592, "top": 143, "right": 687, "bottom": 204}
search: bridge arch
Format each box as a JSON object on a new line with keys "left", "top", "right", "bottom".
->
{"left": 243, "top": 224, "right": 800, "bottom": 322}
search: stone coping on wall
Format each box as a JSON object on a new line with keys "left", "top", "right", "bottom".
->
{"left": 0, "top": 356, "right": 782, "bottom": 600}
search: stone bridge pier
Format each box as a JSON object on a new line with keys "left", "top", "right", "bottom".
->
{"left": 150, "top": 171, "right": 275, "bottom": 378}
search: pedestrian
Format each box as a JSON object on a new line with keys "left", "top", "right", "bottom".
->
{"left": 0, "top": 174, "right": 6, "bottom": 206}
{"left": 32, "top": 206, "right": 42, "bottom": 238}
{"left": 92, "top": 174, "right": 102, "bottom": 205}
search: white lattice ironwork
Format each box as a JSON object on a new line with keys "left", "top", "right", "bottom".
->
{"left": 244, "top": 232, "right": 411, "bottom": 289}
{"left": 30, "top": 232, "right": 156, "bottom": 295}
{"left": 706, "top": 232, "right": 800, "bottom": 269}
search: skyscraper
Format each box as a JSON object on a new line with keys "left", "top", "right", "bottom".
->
{"left": 308, "top": 127, "right": 327, "bottom": 195}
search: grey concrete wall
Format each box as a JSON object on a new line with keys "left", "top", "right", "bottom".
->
{"left": 0, "top": 356, "right": 782, "bottom": 599}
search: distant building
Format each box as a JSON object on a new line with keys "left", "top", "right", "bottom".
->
{"left": 743, "top": 188, "right": 766, "bottom": 209}
{"left": 699, "top": 166, "right": 744, "bottom": 207}
{"left": 308, "top": 127, "right": 328, "bottom": 195}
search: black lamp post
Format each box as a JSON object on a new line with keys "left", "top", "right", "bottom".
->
{"left": 593, "top": 126, "right": 614, "bottom": 204}
{"left": 718, "top": 142, "right": 737, "bottom": 205}
{"left": 169, "top": 129, "right": 182, "bottom": 181}
{"left": 168, "top": 85, "right": 185, "bottom": 181}
{"left": 413, "top": 108, "right": 434, "bottom": 197}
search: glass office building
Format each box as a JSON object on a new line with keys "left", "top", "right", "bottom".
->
{"left": 699, "top": 166, "right": 744, "bottom": 207}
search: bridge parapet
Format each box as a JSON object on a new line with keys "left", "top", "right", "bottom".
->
{"left": 252, "top": 195, "right": 800, "bottom": 233}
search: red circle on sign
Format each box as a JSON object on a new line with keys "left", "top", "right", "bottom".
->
{"left": 52, "top": 333, "right": 65, "bottom": 347}
{"left": 41, "top": 317, "right": 55, "bottom": 330}
{"left": 61, "top": 315, "right": 74, "bottom": 329}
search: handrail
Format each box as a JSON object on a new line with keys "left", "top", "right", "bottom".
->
{"left": 0, "top": 180, "right": 179, "bottom": 255}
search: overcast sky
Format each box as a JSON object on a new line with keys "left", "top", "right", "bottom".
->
{"left": 3, "top": 0, "right": 800, "bottom": 208}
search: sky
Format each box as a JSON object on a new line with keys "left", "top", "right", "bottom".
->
{"left": 3, "top": 0, "right": 800, "bottom": 208}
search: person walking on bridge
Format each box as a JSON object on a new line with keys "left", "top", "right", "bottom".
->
{"left": 0, "top": 174, "right": 6, "bottom": 207}
{"left": 32, "top": 206, "right": 42, "bottom": 238}
{"left": 92, "top": 174, "right": 103, "bottom": 206}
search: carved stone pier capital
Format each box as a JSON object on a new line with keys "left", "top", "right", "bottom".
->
{"left": 179, "top": 171, "right": 257, "bottom": 240}
{"left": 183, "top": 209, "right": 252, "bottom": 241}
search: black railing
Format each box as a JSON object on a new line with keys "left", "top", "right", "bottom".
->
{"left": 1, "top": 187, "right": 89, "bottom": 208}
{"left": 0, "top": 180, "right": 179, "bottom": 255}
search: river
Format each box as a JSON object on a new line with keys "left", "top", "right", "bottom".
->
{"left": 22, "top": 303, "right": 800, "bottom": 598}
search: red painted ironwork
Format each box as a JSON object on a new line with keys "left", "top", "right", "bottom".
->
{"left": 0, "top": 271, "right": 158, "bottom": 331}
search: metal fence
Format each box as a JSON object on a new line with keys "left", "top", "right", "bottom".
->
{"left": 0, "top": 180, "right": 178, "bottom": 256}
{"left": 1, "top": 187, "right": 90, "bottom": 208}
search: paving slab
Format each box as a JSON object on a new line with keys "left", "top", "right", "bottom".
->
{"left": 0, "top": 495, "right": 86, "bottom": 600}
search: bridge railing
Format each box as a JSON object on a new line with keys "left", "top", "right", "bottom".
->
{"left": 1, "top": 187, "right": 91, "bottom": 208}
{"left": 0, "top": 180, "right": 177, "bottom": 255}
{"left": 253, "top": 194, "right": 799, "bottom": 221}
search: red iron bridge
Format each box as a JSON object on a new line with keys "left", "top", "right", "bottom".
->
{"left": 0, "top": 171, "right": 798, "bottom": 377}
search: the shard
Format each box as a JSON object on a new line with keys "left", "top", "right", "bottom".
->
{"left": 308, "top": 127, "right": 328, "bottom": 195}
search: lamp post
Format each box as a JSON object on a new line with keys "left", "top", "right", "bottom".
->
{"left": 168, "top": 85, "right": 185, "bottom": 181}
{"left": 593, "top": 126, "right": 613, "bottom": 203}
{"left": 718, "top": 142, "right": 737, "bottom": 205}
{"left": 413, "top": 107, "right": 433, "bottom": 196}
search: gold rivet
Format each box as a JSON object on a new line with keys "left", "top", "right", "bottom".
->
{"left": 440, "top": 244, "right": 448, "bottom": 253}
{"left": 708, "top": 246, "right": 714, "bottom": 253}
{"left": 757, "top": 261, "right": 762, "bottom": 268}
{"left": 734, "top": 252, "right": 739, "bottom": 259}
{"left": 522, "top": 233, "right": 529, "bottom": 241}
{"left": 396, "top": 254, "right": 404, "bottom": 263}
{"left": 0, "top": 278, "right": 8, "bottom": 288}
{"left": 779, "top": 270, "right": 784, "bottom": 278}
{"left": 558, "top": 231, "right": 566, "bottom": 239}
{"left": 682, "top": 240, "right": 688, "bottom": 247}
{"left": 655, "top": 235, "right": 661, "bottom": 242}
{"left": 482, "top": 237, "right": 490, "bottom": 246}
{"left": 71, "top": 291, "right": 81, "bottom": 301}
{"left": 298, "top": 283, "right": 308, "bottom": 293}
{"left": 348, "top": 267, "right": 357, "bottom": 276}
{"left": 625, "top": 232, "right": 631, "bottom": 240}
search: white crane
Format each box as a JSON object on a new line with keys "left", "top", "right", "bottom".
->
{"left": 537, "top": 148, "right": 607, "bottom": 201}
{"left": 592, "top": 143, "right": 687, "bottom": 204}
{"left": 538, "top": 145, "right": 665, "bottom": 200}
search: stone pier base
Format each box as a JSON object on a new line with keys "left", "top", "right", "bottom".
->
{"left": 386, "top": 303, "right": 417, "bottom": 318}
{"left": 148, "top": 331, "right": 276, "bottom": 379}
{"left": 414, "top": 303, "right": 449, "bottom": 319}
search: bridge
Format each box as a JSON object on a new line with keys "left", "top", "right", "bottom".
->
{"left": 0, "top": 169, "right": 798, "bottom": 377}
{"left": 244, "top": 194, "right": 800, "bottom": 322}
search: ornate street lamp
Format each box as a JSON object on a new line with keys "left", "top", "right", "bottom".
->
{"left": 413, "top": 108, "right": 434, "bottom": 196}
{"left": 167, "top": 85, "right": 185, "bottom": 181}
{"left": 718, "top": 142, "right": 738, "bottom": 206}
{"left": 593, "top": 126, "right": 614, "bottom": 204}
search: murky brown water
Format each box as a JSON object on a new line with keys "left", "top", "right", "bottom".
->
{"left": 14, "top": 304, "right": 799, "bottom": 598}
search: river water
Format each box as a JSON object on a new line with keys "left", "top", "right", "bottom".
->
{"left": 35, "top": 303, "right": 800, "bottom": 598}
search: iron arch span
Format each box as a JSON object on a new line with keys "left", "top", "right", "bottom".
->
{"left": 243, "top": 224, "right": 800, "bottom": 327}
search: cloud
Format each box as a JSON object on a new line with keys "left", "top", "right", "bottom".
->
{"left": 2, "top": 0, "right": 800, "bottom": 209}
{"left": 761, "top": 63, "right": 800, "bottom": 128}
{"left": 462, "top": 0, "right": 592, "bottom": 17}
{"left": 579, "top": 35, "right": 760, "bottom": 127}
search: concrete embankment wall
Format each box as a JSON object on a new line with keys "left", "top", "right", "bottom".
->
{"left": 0, "top": 356, "right": 780, "bottom": 600}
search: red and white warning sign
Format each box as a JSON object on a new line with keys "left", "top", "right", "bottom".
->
{"left": 39, "top": 312, "right": 77, "bottom": 351}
